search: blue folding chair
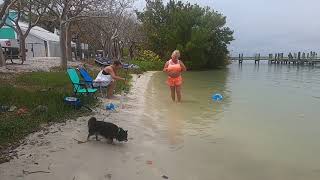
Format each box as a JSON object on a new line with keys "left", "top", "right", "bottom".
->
{"left": 78, "top": 67, "right": 106, "bottom": 97}
{"left": 78, "top": 67, "right": 94, "bottom": 88}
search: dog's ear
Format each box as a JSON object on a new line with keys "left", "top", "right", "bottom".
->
{"left": 125, "top": 130, "right": 128, "bottom": 133}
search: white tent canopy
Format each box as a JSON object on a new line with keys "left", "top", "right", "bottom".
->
{"left": 18, "top": 22, "right": 76, "bottom": 58}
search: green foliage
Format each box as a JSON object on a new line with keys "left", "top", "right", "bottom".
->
{"left": 137, "top": 0, "right": 234, "bottom": 69}
{"left": 116, "top": 69, "right": 132, "bottom": 93}
{"left": 137, "top": 50, "right": 162, "bottom": 62}
{"left": 131, "top": 59, "right": 164, "bottom": 73}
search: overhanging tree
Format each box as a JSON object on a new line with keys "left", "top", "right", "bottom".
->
{"left": 137, "top": 0, "right": 234, "bottom": 69}
{"left": 37, "top": 0, "right": 95, "bottom": 69}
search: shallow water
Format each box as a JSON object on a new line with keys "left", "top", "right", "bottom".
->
{"left": 142, "top": 62, "right": 320, "bottom": 180}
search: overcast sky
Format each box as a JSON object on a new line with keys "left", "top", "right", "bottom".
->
{"left": 134, "top": 0, "right": 320, "bottom": 56}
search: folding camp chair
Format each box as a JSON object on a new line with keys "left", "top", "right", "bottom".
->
{"left": 78, "top": 67, "right": 107, "bottom": 97}
{"left": 67, "top": 68, "right": 97, "bottom": 95}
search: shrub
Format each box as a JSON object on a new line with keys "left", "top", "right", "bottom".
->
{"left": 136, "top": 50, "right": 162, "bottom": 62}
{"left": 131, "top": 60, "right": 164, "bottom": 73}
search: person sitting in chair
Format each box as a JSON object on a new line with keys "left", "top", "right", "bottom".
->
{"left": 93, "top": 60, "right": 126, "bottom": 98}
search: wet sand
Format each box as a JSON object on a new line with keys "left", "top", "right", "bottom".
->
{"left": 0, "top": 72, "right": 161, "bottom": 180}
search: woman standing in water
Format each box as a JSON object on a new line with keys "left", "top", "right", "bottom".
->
{"left": 163, "top": 50, "right": 187, "bottom": 102}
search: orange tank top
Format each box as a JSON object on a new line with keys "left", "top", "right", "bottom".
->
{"left": 167, "top": 59, "right": 182, "bottom": 73}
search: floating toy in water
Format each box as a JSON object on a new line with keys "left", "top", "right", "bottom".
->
{"left": 212, "top": 93, "right": 223, "bottom": 101}
{"left": 106, "top": 103, "right": 117, "bottom": 110}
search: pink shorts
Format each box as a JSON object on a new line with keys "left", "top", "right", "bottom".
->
{"left": 167, "top": 76, "right": 183, "bottom": 86}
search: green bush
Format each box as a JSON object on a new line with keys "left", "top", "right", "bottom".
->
{"left": 136, "top": 50, "right": 162, "bottom": 62}
{"left": 136, "top": 0, "right": 234, "bottom": 70}
{"left": 116, "top": 69, "right": 132, "bottom": 93}
{"left": 131, "top": 59, "right": 164, "bottom": 73}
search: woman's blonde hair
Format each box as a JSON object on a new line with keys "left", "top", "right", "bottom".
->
{"left": 171, "top": 50, "right": 181, "bottom": 59}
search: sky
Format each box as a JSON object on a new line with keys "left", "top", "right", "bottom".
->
{"left": 134, "top": 0, "right": 320, "bottom": 56}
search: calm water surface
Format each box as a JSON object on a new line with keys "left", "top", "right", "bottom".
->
{"left": 142, "top": 62, "right": 320, "bottom": 180}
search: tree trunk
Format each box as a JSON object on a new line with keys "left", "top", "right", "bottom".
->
{"left": 107, "top": 41, "right": 112, "bottom": 58}
{"left": 120, "top": 43, "right": 124, "bottom": 59}
{"left": 74, "top": 34, "right": 80, "bottom": 61}
{"left": 129, "top": 43, "right": 134, "bottom": 60}
{"left": 0, "top": 45, "right": 6, "bottom": 67}
{"left": 60, "top": 22, "right": 67, "bottom": 70}
{"left": 19, "top": 36, "right": 26, "bottom": 64}
{"left": 112, "top": 41, "right": 116, "bottom": 59}
{"left": 66, "top": 22, "right": 72, "bottom": 62}
{"left": 119, "top": 42, "right": 123, "bottom": 59}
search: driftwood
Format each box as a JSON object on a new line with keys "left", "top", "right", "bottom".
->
{"left": 23, "top": 170, "right": 51, "bottom": 175}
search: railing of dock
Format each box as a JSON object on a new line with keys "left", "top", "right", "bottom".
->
{"left": 231, "top": 51, "right": 320, "bottom": 65}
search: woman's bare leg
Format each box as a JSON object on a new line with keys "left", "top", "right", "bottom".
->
{"left": 170, "top": 86, "right": 176, "bottom": 101}
{"left": 176, "top": 85, "right": 182, "bottom": 102}
{"left": 107, "top": 81, "right": 116, "bottom": 98}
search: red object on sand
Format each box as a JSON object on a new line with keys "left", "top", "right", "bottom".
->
{"left": 16, "top": 107, "right": 29, "bottom": 116}
{"left": 146, "top": 160, "right": 153, "bottom": 165}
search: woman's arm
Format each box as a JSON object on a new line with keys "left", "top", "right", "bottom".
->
{"left": 106, "top": 67, "right": 125, "bottom": 81}
{"left": 163, "top": 61, "right": 169, "bottom": 72}
{"left": 179, "top": 61, "right": 187, "bottom": 72}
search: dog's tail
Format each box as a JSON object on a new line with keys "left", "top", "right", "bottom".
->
{"left": 88, "top": 117, "right": 97, "bottom": 128}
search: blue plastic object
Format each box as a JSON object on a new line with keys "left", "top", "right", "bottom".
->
{"left": 123, "top": 63, "right": 130, "bottom": 69}
{"left": 212, "top": 93, "right": 223, "bottom": 101}
{"left": 123, "top": 64, "right": 139, "bottom": 69}
{"left": 106, "top": 103, "right": 117, "bottom": 110}
{"left": 64, "top": 97, "right": 81, "bottom": 107}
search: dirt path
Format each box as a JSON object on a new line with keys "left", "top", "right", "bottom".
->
{"left": 0, "top": 72, "right": 161, "bottom": 180}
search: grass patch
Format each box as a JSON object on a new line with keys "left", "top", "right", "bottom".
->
{"left": 0, "top": 68, "right": 133, "bottom": 146}
{"left": 0, "top": 71, "right": 94, "bottom": 146}
{"left": 16, "top": 71, "right": 71, "bottom": 88}
{"left": 0, "top": 86, "right": 95, "bottom": 145}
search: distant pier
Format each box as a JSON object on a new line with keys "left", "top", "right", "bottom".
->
{"left": 232, "top": 52, "right": 320, "bottom": 65}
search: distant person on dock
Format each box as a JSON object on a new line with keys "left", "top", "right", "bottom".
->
{"left": 163, "top": 50, "right": 187, "bottom": 102}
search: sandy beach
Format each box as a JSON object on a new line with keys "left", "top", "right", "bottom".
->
{"left": 0, "top": 71, "right": 160, "bottom": 180}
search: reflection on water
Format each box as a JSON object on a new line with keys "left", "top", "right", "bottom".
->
{"left": 144, "top": 69, "right": 231, "bottom": 145}
{"left": 142, "top": 62, "right": 320, "bottom": 180}
{"left": 167, "top": 105, "right": 183, "bottom": 145}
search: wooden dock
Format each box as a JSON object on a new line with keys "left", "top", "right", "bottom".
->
{"left": 232, "top": 52, "right": 320, "bottom": 65}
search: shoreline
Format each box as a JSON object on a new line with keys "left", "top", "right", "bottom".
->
{"left": 0, "top": 71, "right": 157, "bottom": 180}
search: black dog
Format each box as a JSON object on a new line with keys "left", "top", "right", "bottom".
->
{"left": 87, "top": 117, "right": 128, "bottom": 143}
